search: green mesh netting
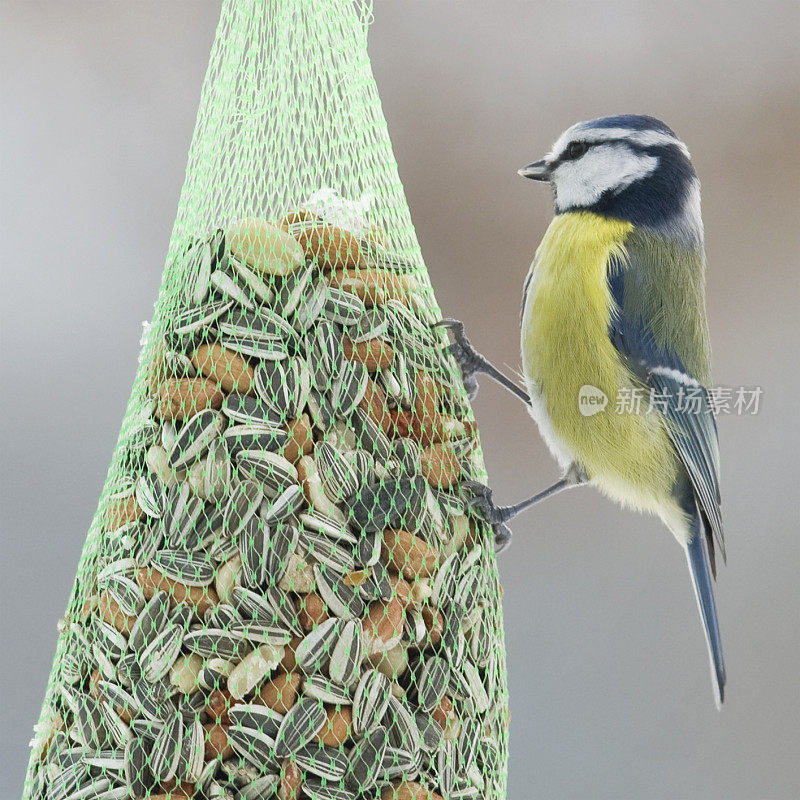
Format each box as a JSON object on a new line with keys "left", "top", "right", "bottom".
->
{"left": 23, "top": 1, "right": 509, "bottom": 798}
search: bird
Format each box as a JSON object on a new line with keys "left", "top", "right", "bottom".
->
{"left": 437, "top": 114, "right": 726, "bottom": 706}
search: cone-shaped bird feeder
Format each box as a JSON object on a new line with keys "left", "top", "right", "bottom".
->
{"left": 24, "top": 2, "right": 509, "bottom": 798}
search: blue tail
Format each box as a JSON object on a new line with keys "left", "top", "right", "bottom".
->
{"left": 686, "top": 518, "right": 726, "bottom": 707}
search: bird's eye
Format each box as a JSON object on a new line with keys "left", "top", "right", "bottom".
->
{"left": 565, "top": 141, "right": 589, "bottom": 160}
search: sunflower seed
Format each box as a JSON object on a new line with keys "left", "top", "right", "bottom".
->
{"left": 228, "top": 703, "right": 285, "bottom": 739}
{"left": 380, "top": 745, "right": 418, "bottom": 782}
{"left": 315, "top": 441, "right": 359, "bottom": 503}
{"left": 183, "top": 628, "right": 251, "bottom": 660}
{"left": 124, "top": 734, "right": 152, "bottom": 795}
{"left": 405, "top": 609, "right": 427, "bottom": 647}
{"left": 302, "top": 675, "right": 353, "bottom": 705}
{"left": 325, "top": 287, "right": 366, "bottom": 325}
{"left": 228, "top": 723, "right": 278, "bottom": 770}
{"left": 437, "top": 739, "right": 458, "bottom": 797}
{"left": 352, "top": 669, "right": 391, "bottom": 736}
{"left": 198, "top": 656, "right": 234, "bottom": 690}
{"left": 306, "top": 319, "right": 343, "bottom": 392}
{"left": 236, "top": 453, "right": 296, "bottom": 497}
{"left": 461, "top": 659, "right": 489, "bottom": 714}
{"left": 128, "top": 591, "right": 170, "bottom": 653}
{"left": 172, "top": 299, "right": 233, "bottom": 337}
{"left": 469, "top": 616, "right": 492, "bottom": 668}
{"left": 418, "top": 656, "right": 451, "bottom": 711}
{"left": 222, "top": 393, "right": 284, "bottom": 428}
{"left": 314, "top": 566, "right": 365, "bottom": 621}
{"left": 331, "top": 359, "right": 368, "bottom": 418}
{"left": 261, "top": 484, "right": 305, "bottom": 525}
{"left": 174, "top": 718, "right": 204, "bottom": 782}
{"left": 345, "top": 724, "right": 388, "bottom": 791}
{"left": 347, "top": 307, "right": 389, "bottom": 344}
{"left": 431, "top": 552, "right": 459, "bottom": 606}
{"left": 293, "top": 742, "right": 348, "bottom": 781}
{"left": 140, "top": 622, "right": 184, "bottom": 683}
{"left": 135, "top": 472, "right": 166, "bottom": 519}
{"left": 456, "top": 715, "right": 482, "bottom": 773}
{"left": 356, "top": 532, "right": 382, "bottom": 569}
{"left": 223, "top": 479, "right": 264, "bottom": 538}
{"left": 273, "top": 696, "right": 327, "bottom": 757}
{"left": 253, "top": 358, "right": 311, "bottom": 419}
{"left": 306, "top": 387, "right": 336, "bottom": 432}
{"left": 149, "top": 709, "right": 183, "bottom": 780}
{"left": 294, "top": 617, "right": 342, "bottom": 672}
{"left": 151, "top": 549, "right": 214, "bottom": 586}
{"left": 238, "top": 515, "right": 269, "bottom": 587}
{"left": 293, "top": 278, "right": 328, "bottom": 333}
{"left": 93, "top": 619, "right": 127, "bottom": 661}
{"left": 328, "top": 618, "right": 363, "bottom": 685}
{"left": 168, "top": 409, "right": 226, "bottom": 471}
{"left": 278, "top": 262, "right": 317, "bottom": 317}
{"left": 385, "top": 695, "right": 421, "bottom": 755}
{"left": 349, "top": 475, "right": 426, "bottom": 533}
{"left": 221, "top": 333, "right": 289, "bottom": 361}
{"left": 415, "top": 710, "right": 443, "bottom": 753}
{"left": 98, "top": 573, "right": 145, "bottom": 617}
{"left": 262, "top": 520, "right": 300, "bottom": 577}
{"left": 231, "top": 585, "right": 277, "bottom": 625}
{"left": 229, "top": 620, "right": 292, "bottom": 648}
{"left": 224, "top": 423, "right": 288, "bottom": 455}
{"left": 227, "top": 256, "right": 274, "bottom": 304}
{"left": 210, "top": 268, "right": 255, "bottom": 310}
{"left": 298, "top": 510, "right": 355, "bottom": 544}
{"left": 297, "top": 530, "right": 356, "bottom": 574}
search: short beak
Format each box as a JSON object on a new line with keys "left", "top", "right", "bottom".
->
{"left": 518, "top": 159, "right": 551, "bottom": 181}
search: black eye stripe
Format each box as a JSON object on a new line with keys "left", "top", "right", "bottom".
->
{"left": 561, "top": 141, "right": 590, "bottom": 161}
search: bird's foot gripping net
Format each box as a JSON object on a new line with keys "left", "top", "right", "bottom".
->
{"left": 24, "top": 1, "right": 509, "bottom": 799}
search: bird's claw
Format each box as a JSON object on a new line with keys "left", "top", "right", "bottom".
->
{"left": 462, "top": 481, "right": 515, "bottom": 552}
{"left": 433, "top": 318, "right": 489, "bottom": 400}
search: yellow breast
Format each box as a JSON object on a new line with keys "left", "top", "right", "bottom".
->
{"left": 521, "top": 212, "right": 679, "bottom": 514}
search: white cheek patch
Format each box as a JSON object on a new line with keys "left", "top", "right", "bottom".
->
{"left": 552, "top": 144, "right": 659, "bottom": 211}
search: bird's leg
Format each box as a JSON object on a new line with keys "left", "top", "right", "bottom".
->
{"left": 464, "top": 463, "right": 588, "bottom": 542}
{"left": 434, "top": 318, "right": 530, "bottom": 405}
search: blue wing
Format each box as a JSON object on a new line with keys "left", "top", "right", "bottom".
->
{"left": 607, "top": 242, "right": 725, "bottom": 568}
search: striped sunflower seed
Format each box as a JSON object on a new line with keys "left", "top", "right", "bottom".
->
{"left": 149, "top": 709, "right": 183, "bottom": 781}
{"left": 171, "top": 299, "right": 232, "bottom": 337}
{"left": 352, "top": 669, "right": 391, "bottom": 736}
{"left": 168, "top": 409, "right": 226, "bottom": 472}
{"left": 235, "top": 453, "right": 296, "bottom": 497}
{"left": 328, "top": 618, "right": 364, "bottom": 685}
{"left": 314, "top": 565, "right": 365, "bottom": 621}
{"left": 274, "top": 696, "right": 327, "bottom": 757}
{"left": 254, "top": 358, "right": 311, "bottom": 419}
{"left": 325, "top": 287, "right": 366, "bottom": 325}
{"left": 135, "top": 472, "right": 166, "bottom": 519}
{"left": 345, "top": 724, "right": 389, "bottom": 791}
{"left": 417, "top": 656, "right": 451, "bottom": 711}
{"left": 315, "top": 441, "right": 359, "bottom": 503}
{"left": 261, "top": 485, "right": 305, "bottom": 526}
{"left": 183, "top": 628, "right": 251, "bottom": 660}
{"left": 228, "top": 703, "right": 285, "bottom": 739}
{"left": 294, "top": 617, "right": 342, "bottom": 672}
{"left": 223, "top": 479, "right": 264, "bottom": 537}
{"left": 302, "top": 675, "right": 352, "bottom": 705}
{"left": 151, "top": 549, "right": 215, "bottom": 587}
{"left": 293, "top": 742, "right": 348, "bottom": 781}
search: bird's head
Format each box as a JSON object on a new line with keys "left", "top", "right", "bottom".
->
{"left": 520, "top": 115, "right": 702, "bottom": 244}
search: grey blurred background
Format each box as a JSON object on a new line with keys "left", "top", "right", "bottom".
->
{"left": 2, "top": 1, "right": 798, "bottom": 797}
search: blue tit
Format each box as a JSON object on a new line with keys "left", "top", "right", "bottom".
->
{"left": 439, "top": 114, "right": 725, "bottom": 706}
